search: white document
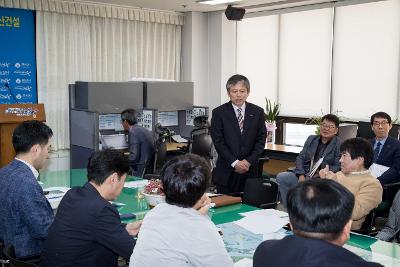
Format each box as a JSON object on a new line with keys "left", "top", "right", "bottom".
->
{"left": 308, "top": 157, "right": 324, "bottom": 178}
{"left": 124, "top": 180, "right": 149, "bottom": 188}
{"left": 234, "top": 258, "right": 253, "bottom": 267}
{"left": 44, "top": 187, "right": 70, "bottom": 210}
{"left": 234, "top": 214, "right": 288, "bottom": 235}
{"left": 239, "top": 209, "right": 288, "bottom": 218}
{"left": 369, "top": 163, "right": 390, "bottom": 178}
{"left": 171, "top": 134, "right": 188, "bottom": 143}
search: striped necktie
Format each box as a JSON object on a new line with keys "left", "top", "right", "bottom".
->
{"left": 373, "top": 141, "right": 382, "bottom": 163}
{"left": 237, "top": 107, "right": 243, "bottom": 132}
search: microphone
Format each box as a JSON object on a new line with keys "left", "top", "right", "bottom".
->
{"left": 4, "top": 82, "right": 19, "bottom": 104}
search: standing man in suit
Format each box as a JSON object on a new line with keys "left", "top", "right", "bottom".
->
{"left": 0, "top": 120, "right": 54, "bottom": 259}
{"left": 41, "top": 150, "right": 141, "bottom": 267}
{"left": 369, "top": 111, "right": 400, "bottom": 185}
{"left": 121, "top": 109, "right": 155, "bottom": 177}
{"left": 253, "top": 179, "right": 382, "bottom": 267}
{"left": 210, "top": 74, "right": 266, "bottom": 194}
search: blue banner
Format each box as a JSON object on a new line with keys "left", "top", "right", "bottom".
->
{"left": 0, "top": 7, "right": 37, "bottom": 104}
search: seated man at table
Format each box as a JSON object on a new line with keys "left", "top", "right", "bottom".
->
{"left": 276, "top": 114, "right": 341, "bottom": 207}
{"left": 129, "top": 154, "right": 234, "bottom": 267}
{"left": 369, "top": 111, "right": 400, "bottom": 185}
{"left": 0, "top": 120, "right": 54, "bottom": 260}
{"left": 319, "top": 138, "right": 383, "bottom": 230}
{"left": 254, "top": 179, "right": 383, "bottom": 267}
{"left": 41, "top": 150, "right": 141, "bottom": 267}
{"left": 121, "top": 108, "right": 155, "bottom": 177}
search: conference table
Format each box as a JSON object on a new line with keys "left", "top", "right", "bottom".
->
{"left": 40, "top": 169, "right": 400, "bottom": 266}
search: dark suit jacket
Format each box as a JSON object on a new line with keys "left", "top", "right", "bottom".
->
{"left": 210, "top": 101, "right": 266, "bottom": 186}
{"left": 371, "top": 136, "right": 400, "bottom": 184}
{"left": 294, "top": 135, "right": 341, "bottom": 177}
{"left": 253, "top": 235, "right": 383, "bottom": 267}
{"left": 41, "top": 182, "right": 135, "bottom": 267}
{"left": 128, "top": 124, "right": 155, "bottom": 177}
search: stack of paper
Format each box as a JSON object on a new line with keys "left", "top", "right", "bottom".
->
{"left": 234, "top": 209, "right": 289, "bottom": 235}
{"left": 124, "top": 180, "right": 149, "bottom": 188}
{"left": 44, "top": 187, "right": 71, "bottom": 210}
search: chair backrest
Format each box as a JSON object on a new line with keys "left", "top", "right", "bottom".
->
{"left": 3, "top": 245, "right": 37, "bottom": 267}
{"left": 357, "top": 121, "right": 400, "bottom": 140}
{"left": 152, "top": 140, "right": 167, "bottom": 173}
{"left": 190, "top": 133, "right": 213, "bottom": 158}
{"left": 242, "top": 178, "right": 279, "bottom": 209}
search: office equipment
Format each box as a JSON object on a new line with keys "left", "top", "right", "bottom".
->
{"left": 100, "top": 134, "right": 127, "bottom": 149}
{"left": 158, "top": 111, "right": 178, "bottom": 127}
{"left": 70, "top": 108, "right": 157, "bottom": 168}
{"left": 146, "top": 81, "right": 193, "bottom": 111}
{"left": 0, "top": 104, "right": 46, "bottom": 167}
{"left": 74, "top": 81, "right": 143, "bottom": 113}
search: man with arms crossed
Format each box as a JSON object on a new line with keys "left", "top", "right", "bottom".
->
{"left": 0, "top": 120, "right": 53, "bottom": 260}
{"left": 210, "top": 74, "right": 266, "bottom": 193}
{"left": 254, "top": 179, "right": 382, "bottom": 267}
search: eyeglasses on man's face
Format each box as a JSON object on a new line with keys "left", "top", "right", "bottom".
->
{"left": 373, "top": 121, "right": 389, "bottom": 127}
{"left": 320, "top": 123, "right": 337, "bottom": 130}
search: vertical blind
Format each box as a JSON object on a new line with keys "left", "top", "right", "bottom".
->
{"left": 237, "top": 0, "right": 400, "bottom": 121}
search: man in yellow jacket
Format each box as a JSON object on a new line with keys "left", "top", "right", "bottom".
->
{"left": 319, "top": 137, "right": 382, "bottom": 230}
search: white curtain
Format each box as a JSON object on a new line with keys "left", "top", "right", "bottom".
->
{"left": 36, "top": 11, "right": 182, "bottom": 150}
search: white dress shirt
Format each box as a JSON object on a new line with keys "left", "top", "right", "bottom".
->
{"left": 15, "top": 158, "right": 39, "bottom": 179}
{"left": 129, "top": 203, "right": 234, "bottom": 267}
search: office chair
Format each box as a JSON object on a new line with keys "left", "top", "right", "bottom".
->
{"left": 0, "top": 240, "right": 8, "bottom": 267}
{"left": 188, "top": 116, "right": 214, "bottom": 165}
{"left": 352, "top": 209, "right": 377, "bottom": 236}
{"left": 2, "top": 245, "right": 38, "bottom": 267}
{"left": 242, "top": 178, "right": 279, "bottom": 209}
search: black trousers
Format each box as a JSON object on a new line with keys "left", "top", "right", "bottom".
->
{"left": 215, "top": 167, "right": 257, "bottom": 194}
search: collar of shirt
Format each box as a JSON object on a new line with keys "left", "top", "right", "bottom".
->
{"left": 348, "top": 169, "right": 370, "bottom": 175}
{"left": 374, "top": 137, "right": 388, "bottom": 149}
{"left": 15, "top": 157, "right": 39, "bottom": 179}
{"left": 232, "top": 102, "right": 246, "bottom": 117}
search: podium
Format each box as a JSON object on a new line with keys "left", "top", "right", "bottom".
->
{"left": 0, "top": 104, "right": 46, "bottom": 167}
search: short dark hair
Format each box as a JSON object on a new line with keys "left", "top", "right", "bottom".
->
{"left": 371, "top": 111, "right": 392, "bottom": 125}
{"left": 226, "top": 74, "right": 250, "bottom": 92}
{"left": 340, "top": 137, "right": 373, "bottom": 169}
{"left": 87, "top": 149, "right": 130, "bottom": 185}
{"left": 160, "top": 154, "right": 210, "bottom": 208}
{"left": 321, "top": 114, "right": 339, "bottom": 128}
{"left": 287, "top": 179, "right": 354, "bottom": 241}
{"left": 12, "top": 120, "right": 53, "bottom": 154}
{"left": 121, "top": 109, "right": 138, "bottom": 126}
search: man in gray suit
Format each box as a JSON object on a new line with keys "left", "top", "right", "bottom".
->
{"left": 121, "top": 109, "right": 155, "bottom": 177}
{"left": 276, "top": 114, "right": 341, "bottom": 207}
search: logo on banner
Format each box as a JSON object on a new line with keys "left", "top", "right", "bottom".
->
{"left": 5, "top": 107, "right": 39, "bottom": 117}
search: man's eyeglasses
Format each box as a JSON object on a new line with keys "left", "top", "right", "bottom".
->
{"left": 373, "top": 121, "right": 389, "bottom": 127}
{"left": 320, "top": 123, "right": 336, "bottom": 130}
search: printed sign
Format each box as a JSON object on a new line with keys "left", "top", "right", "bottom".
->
{"left": 0, "top": 8, "right": 37, "bottom": 104}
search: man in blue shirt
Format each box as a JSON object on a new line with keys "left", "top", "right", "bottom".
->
{"left": 0, "top": 120, "right": 54, "bottom": 259}
{"left": 370, "top": 112, "right": 400, "bottom": 185}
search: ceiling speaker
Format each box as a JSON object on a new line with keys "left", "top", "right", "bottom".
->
{"left": 225, "top": 5, "right": 245, "bottom": 21}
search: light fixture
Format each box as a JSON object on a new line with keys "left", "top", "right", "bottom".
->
{"left": 198, "top": 0, "right": 242, "bottom": 5}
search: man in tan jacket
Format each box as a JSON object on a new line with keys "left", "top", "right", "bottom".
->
{"left": 319, "top": 137, "right": 382, "bottom": 230}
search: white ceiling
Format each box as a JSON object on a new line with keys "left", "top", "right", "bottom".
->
{"left": 73, "top": 0, "right": 335, "bottom": 13}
